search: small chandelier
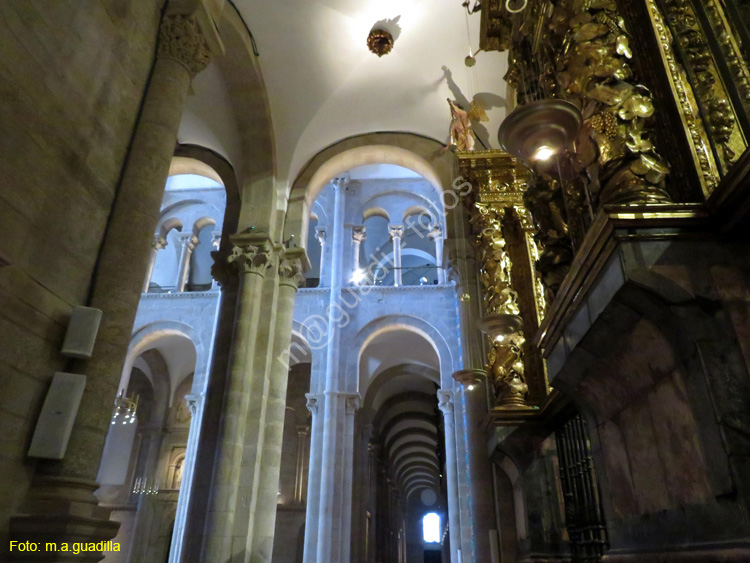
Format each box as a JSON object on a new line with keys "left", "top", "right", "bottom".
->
{"left": 133, "top": 476, "right": 159, "bottom": 496}
{"left": 367, "top": 28, "right": 394, "bottom": 57}
{"left": 111, "top": 389, "right": 138, "bottom": 425}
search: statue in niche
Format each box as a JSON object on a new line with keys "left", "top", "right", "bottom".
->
{"left": 172, "top": 456, "right": 185, "bottom": 489}
{"left": 175, "top": 397, "right": 192, "bottom": 424}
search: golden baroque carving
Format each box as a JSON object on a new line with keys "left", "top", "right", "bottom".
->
{"left": 158, "top": 14, "right": 211, "bottom": 77}
{"left": 642, "top": 0, "right": 721, "bottom": 196}
{"left": 703, "top": 0, "right": 750, "bottom": 115}
{"left": 553, "top": 0, "right": 673, "bottom": 205}
{"left": 660, "top": 0, "right": 739, "bottom": 166}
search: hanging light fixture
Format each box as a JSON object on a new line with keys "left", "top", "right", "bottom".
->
{"left": 497, "top": 99, "right": 582, "bottom": 163}
{"left": 111, "top": 389, "right": 138, "bottom": 425}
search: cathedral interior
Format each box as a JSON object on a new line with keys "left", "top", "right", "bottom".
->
{"left": 2, "top": 0, "right": 750, "bottom": 562}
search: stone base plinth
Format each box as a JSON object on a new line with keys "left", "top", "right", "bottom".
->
{"left": 9, "top": 477, "right": 119, "bottom": 562}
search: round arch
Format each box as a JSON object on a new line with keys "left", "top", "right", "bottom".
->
{"left": 121, "top": 321, "right": 206, "bottom": 403}
{"left": 348, "top": 315, "right": 456, "bottom": 394}
{"left": 284, "top": 133, "right": 453, "bottom": 249}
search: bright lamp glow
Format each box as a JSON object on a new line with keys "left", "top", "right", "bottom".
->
{"left": 351, "top": 268, "right": 367, "bottom": 284}
{"left": 533, "top": 145, "right": 555, "bottom": 161}
{"left": 423, "top": 512, "right": 440, "bottom": 543}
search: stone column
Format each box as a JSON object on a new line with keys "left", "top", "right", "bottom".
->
{"left": 303, "top": 393, "right": 322, "bottom": 562}
{"left": 438, "top": 390, "right": 461, "bottom": 563}
{"left": 453, "top": 369, "right": 496, "bottom": 563}
{"left": 9, "top": 13, "right": 212, "bottom": 560}
{"left": 295, "top": 425, "right": 310, "bottom": 503}
{"left": 315, "top": 177, "right": 347, "bottom": 562}
{"left": 388, "top": 224, "right": 404, "bottom": 286}
{"left": 340, "top": 395, "right": 361, "bottom": 563}
{"left": 201, "top": 239, "right": 273, "bottom": 561}
{"left": 143, "top": 235, "right": 167, "bottom": 292}
{"left": 429, "top": 225, "right": 446, "bottom": 284}
{"left": 168, "top": 393, "right": 204, "bottom": 563}
{"left": 315, "top": 226, "right": 327, "bottom": 286}
{"left": 210, "top": 231, "right": 222, "bottom": 290}
{"left": 351, "top": 225, "right": 366, "bottom": 282}
{"left": 250, "top": 251, "right": 306, "bottom": 562}
{"left": 175, "top": 232, "right": 199, "bottom": 292}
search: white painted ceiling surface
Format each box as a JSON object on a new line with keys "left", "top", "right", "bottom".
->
{"left": 235, "top": 0, "right": 509, "bottom": 185}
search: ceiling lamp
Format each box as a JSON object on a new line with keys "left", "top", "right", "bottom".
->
{"left": 497, "top": 99, "right": 582, "bottom": 163}
{"left": 367, "top": 28, "right": 394, "bottom": 57}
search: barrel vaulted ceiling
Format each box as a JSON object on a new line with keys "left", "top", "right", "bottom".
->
{"left": 234, "top": 0, "right": 509, "bottom": 184}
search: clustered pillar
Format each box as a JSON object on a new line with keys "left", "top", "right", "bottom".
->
{"left": 438, "top": 390, "right": 462, "bottom": 563}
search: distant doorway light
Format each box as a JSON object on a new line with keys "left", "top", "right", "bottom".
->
{"left": 423, "top": 512, "right": 440, "bottom": 543}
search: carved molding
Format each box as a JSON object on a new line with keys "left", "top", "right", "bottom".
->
{"left": 437, "top": 390, "right": 453, "bottom": 415}
{"left": 158, "top": 14, "right": 211, "bottom": 77}
{"left": 228, "top": 244, "right": 273, "bottom": 277}
{"left": 345, "top": 394, "right": 361, "bottom": 415}
{"left": 305, "top": 393, "right": 321, "bottom": 415}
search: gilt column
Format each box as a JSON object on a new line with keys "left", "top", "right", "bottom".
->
{"left": 143, "top": 235, "right": 167, "bottom": 292}
{"left": 438, "top": 390, "right": 461, "bottom": 563}
{"left": 9, "top": 13, "right": 213, "bottom": 559}
{"left": 388, "top": 224, "right": 404, "bottom": 286}
{"left": 175, "top": 232, "right": 199, "bottom": 292}
{"left": 250, "top": 251, "right": 306, "bottom": 561}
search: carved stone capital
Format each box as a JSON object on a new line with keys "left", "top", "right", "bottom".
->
{"left": 345, "top": 394, "right": 361, "bottom": 415}
{"left": 184, "top": 394, "right": 203, "bottom": 416}
{"left": 157, "top": 14, "right": 211, "bottom": 77}
{"left": 437, "top": 390, "right": 453, "bottom": 414}
{"left": 279, "top": 255, "right": 306, "bottom": 289}
{"left": 388, "top": 224, "right": 405, "bottom": 239}
{"left": 210, "top": 250, "right": 237, "bottom": 288}
{"left": 176, "top": 231, "right": 199, "bottom": 251}
{"left": 305, "top": 393, "right": 321, "bottom": 415}
{"left": 315, "top": 226, "right": 327, "bottom": 246}
{"left": 352, "top": 226, "right": 367, "bottom": 243}
{"left": 211, "top": 231, "right": 222, "bottom": 250}
{"left": 428, "top": 224, "right": 443, "bottom": 240}
{"left": 152, "top": 236, "right": 168, "bottom": 251}
{"left": 228, "top": 244, "right": 273, "bottom": 277}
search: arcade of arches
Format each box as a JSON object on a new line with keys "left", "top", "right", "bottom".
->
{"left": 3, "top": 1, "right": 750, "bottom": 563}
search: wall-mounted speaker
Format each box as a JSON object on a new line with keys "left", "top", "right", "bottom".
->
{"left": 28, "top": 372, "right": 87, "bottom": 459}
{"left": 61, "top": 306, "right": 102, "bottom": 359}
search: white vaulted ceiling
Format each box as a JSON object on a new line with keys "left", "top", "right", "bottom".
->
{"left": 233, "top": 0, "right": 509, "bottom": 184}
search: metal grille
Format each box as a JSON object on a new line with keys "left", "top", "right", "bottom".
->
{"left": 555, "top": 414, "right": 608, "bottom": 562}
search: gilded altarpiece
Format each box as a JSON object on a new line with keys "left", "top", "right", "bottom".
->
{"left": 458, "top": 151, "right": 549, "bottom": 410}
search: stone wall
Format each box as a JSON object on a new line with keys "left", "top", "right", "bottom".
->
{"left": 0, "top": 0, "right": 161, "bottom": 545}
{"left": 552, "top": 239, "right": 750, "bottom": 559}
